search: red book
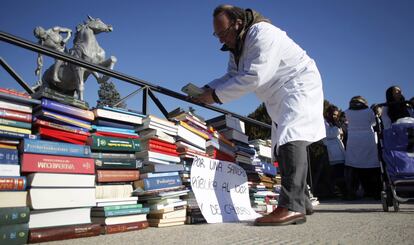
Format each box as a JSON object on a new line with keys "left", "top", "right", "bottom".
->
{"left": 20, "top": 153, "right": 95, "bottom": 174}
{"left": 0, "top": 177, "right": 26, "bottom": 190}
{"left": 211, "top": 149, "right": 235, "bottom": 162}
{"left": 41, "top": 134, "right": 86, "bottom": 145}
{"left": 148, "top": 144, "right": 178, "bottom": 155}
{"left": 29, "top": 223, "right": 101, "bottom": 243}
{"left": 96, "top": 170, "right": 140, "bottom": 182}
{"left": 94, "top": 131, "right": 139, "bottom": 139}
{"left": 34, "top": 119, "right": 90, "bottom": 136}
{"left": 177, "top": 147, "right": 209, "bottom": 157}
{"left": 102, "top": 221, "right": 149, "bottom": 234}
{"left": 148, "top": 148, "right": 179, "bottom": 157}
{"left": 0, "top": 88, "right": 31, "bottom": 98}
{"left": 148, "top": 138, "right": 177, "bottom": 150}
{"left": 38, "top": 127, "right": 88, "bottom": 142}
{"left": 0, "top": 108, "right": 32, "bottom": 122}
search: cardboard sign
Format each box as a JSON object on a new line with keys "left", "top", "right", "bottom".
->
{"left": 191, "top": 156, "right": 261, "bottom": 223}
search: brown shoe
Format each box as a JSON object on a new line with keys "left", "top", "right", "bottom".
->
{"left": 254, "top": 207, "right": 306, "bottom": 226}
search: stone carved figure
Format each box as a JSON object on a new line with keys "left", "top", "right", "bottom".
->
{"left": 38, "top": 16, "right": 117, "bottom": 101}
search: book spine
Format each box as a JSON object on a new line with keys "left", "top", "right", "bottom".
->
{"left": 40, "top": 133, "right": 86, "bottom": 146}
{"left": 90, "top": 152, "right": 135, "bottom": 159}
{"left": 0, "top": 109, "right": 32, "bottom": 123}
{"left": 38, "top": 127, "right": 88, "bottom": 142}
{"left": 41, "top": 98, "right": 94, "bottom": 121}
{"left": 34, "top": 119, "right": 90, "bottom": 135}
{"left": 36, "top": 110, "right": 91, "bottom": 130}
{"left": 148, "top": 138, "right": 177, "bottom": 149}
{"left": 20, "top": 153, "right": 95, "bottom": 174}
{"left": 0, "top": 129, "right": 37, "bottom": 140}
{"left": 29, "top": 224, "right": 100, "bottom": 243}
{"left": 136, "top": 176, "right": 182, "bottom": 191}
{"left": 94, "top": 131, "right": 139, "bottom": 139}
{"left": 94, "top": 119, "right": 136, "bottom": 129}
{"left": 94, "top": 109, "right": 142, "bottom": 125}
{"left": 102, "top": 221, "right": 148, "bottom": 235}
{"left": 0, "top": 207, "right": 30, "bottom": 225}
{"left": 180, "top": 121, "right": 210, "bottom": 139}
{"left": 21, "top": 139, "right": 91, "bottom": 158}
{"left": 0, "top": 125, "right": 31, "bottom": 135}
{"left": 94, "top": 159, "right": 142, "bottom": 169}
{"left": 88, "top": 135, "right": 140, "bottom": 152}
{"left": 102, "top": 106, "right": 145, "bottom": 117}
{"left": 141, "top": 171, "right": 179, "bottom": 179}
{"left": 0, "top": 177, "right": 26, "bottom": 191}
{"left": 0, "top": 223, "right": 29, "bottom": 244}
{"left": 96, "top": 170, "right": 140, "bottom": 182}
{"left": 0, "top": 99, "right": 32, "bottom": 113}
{"left": 92, "top": 125, "right": 136, "bottom": 134}
{"left": 147, "top": 143, "right": 177, "bottom": 154}
{"left": 0, "top": 118, "right": 31, "bottom": 129}
{"left": 0, "top": 88, "right": 30, "bottom": 98}
{"left": 0, "top": 148, "right": 18, "bottom": 164}
{"left": 147, "top": 147, "right": 179, "bottom": 157}
{"left": 96, "top": 207, "right": 150, "bottom": 217}
{"left": 93, "top": 204, "right": 143, "bottom": 211}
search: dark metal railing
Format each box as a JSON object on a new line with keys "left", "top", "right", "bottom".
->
{"left": 0, "top": 31, "right": 270, "bottom": 129}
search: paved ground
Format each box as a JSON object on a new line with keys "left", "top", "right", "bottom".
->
{"left": 37, "top": 199, "right": 414, "bottom": 245}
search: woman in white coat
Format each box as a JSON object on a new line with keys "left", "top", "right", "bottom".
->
{"left": 194, "top": 5, "right": 325, "bottom": 226}
{"left": 380, "top": 86, "right": 414, "bottom": 129}
{"left": 344, "top": 96, "right": 381, "bottom": 200}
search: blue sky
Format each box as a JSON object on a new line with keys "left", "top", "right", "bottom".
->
{"left": 1, "top": 0, "right": 413, "bottom": 121}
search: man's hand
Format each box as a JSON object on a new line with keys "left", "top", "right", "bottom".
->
{"left": 192, "top": 87, "right": 216, "bottom": 105}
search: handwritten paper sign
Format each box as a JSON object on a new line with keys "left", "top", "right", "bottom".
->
{"left": 191, "top": 156, "right": 261, "bottom": 223}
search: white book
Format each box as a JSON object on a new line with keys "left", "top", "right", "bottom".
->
{"left": 96, "top": 196, "right": 138, "bottom": 207}
{"left": 29, "top": 207, "right": 91, "bottom": 229}
{"left": 220, "top": 128, "right": 249, "bottom": 144}
{"left": 29, "top": 188, "right": 96, "bottom": 209}
{"left": 95, "top": 184, "right": 133, "bottom": 199}
{"left": 137, "top": 120, "right": 178, "bottom": 136}
{"left": 91, "top": 213, "right": 147, "bottom": 225}
{"left": 139, "top": 129, "right": 176, "bottom": 144}
{"left": 0, "top": 164, "right": 20, "bottom": 176}
{"left": 176, "top": 140, "right": 205, "bottom": 152}
{"left": 142, "top": 157, "right": 173, "bottom": 165}
{"left": 148, "top": 216, "right": 186, "bottom": 224}
{"left": 27, "top": 173, "right": 95, "bottom": 187}
{"left": 146, "top": 197, "right": 182, "bottom": 205}
{"left": 93, "top": 108, "right": 143, "bottom": 125}
{"left": 0, "top": 191, "right": 28, "bottom": 208}
{"left": 0, "top": 99, "right": 32, "bottom": 113}
{"left": 181, "top": 83, "right": 204, "bottom": 97}
{"left": 177, "top": 125, "right": 206, "bottom": 150}
{"left": 136, "top": 151, "right": 180, "bottom": 163}
{"left": 148, "top": 209, "right": 186, "bottom": 219}
{"left": 146, "top": 200, "right": 187, "bottom": 211}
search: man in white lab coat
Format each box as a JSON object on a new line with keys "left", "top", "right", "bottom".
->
{"left": 194, "top": 5, "right": 325, "bottom": 226}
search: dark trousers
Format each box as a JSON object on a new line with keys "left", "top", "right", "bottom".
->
{"left": 276, "top": 141, "right": 312, "bottom": 214}
{"left": 344, "top": 166, "right": 382, "bottom": 199}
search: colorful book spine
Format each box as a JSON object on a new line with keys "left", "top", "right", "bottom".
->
{"left": 90, "top": 152, "right": 135, "bottom": 159}
{"left": 21, "top": 139, "right": 91, "bottom": 158}
{"left": 0, "top": 125, "right": 31, "bottom": 135}
{"left": 102, "top": 106, "right": 145, "bottom": 117}
{"left": 0, "top": 223, "right": 29, "bottom": 245}
{"left": 0, "top": 118, "right": 31, "bottom": 129}
{"left": 29, "top": 224, "right": 100, "bottom": 243}
{"left": 0, "top": 92, "right": 39, "bottom": 105}
{"left": 94, "top": 158, "right": 142, "bottom": 169}
{"left": 91, "top": 125, "right": 137, "bottom": 134}
{"left": 146, "top": 146, "right": 179, "bottom": 157}
{"left": 0, "top": 207, "right": 30, "bottom": 225}
{"left": 0, "top": 108, "right": 31, "bottom": 123}
{"left": 40, "top": 98, "right": 94, "bottom": 121}
{"left": 0, "top": 177, "right": 26, "bottom": 191}
{"left": 96, "top": 170, "right": 140, "bottom": 182}
{"left": 180, "top": 121, "right": 210, "bottom": 139}
{"left": 140, "top": 171, "right": 179, "bottom": 179}
{"left": 20, "top": 153, "right": 95, "bottom": 174}
{"left": 37, "top": 127, "right": 88, "bottom": 142}
{"left": 0, "top": 88, "right": 30, "bottom": 98}
{"left": 134, "top": 175, "right": 182, "bottom": 191}
{"left": 33, "top": 119, "right": 90, "bottom": 134}
{"left": 102, "top": 221, "right": 148, "bottom": 235}
{"left": 40, "top": 133, "right": 86, "bottom": 145}
{"left": 92, "top": 207, "right": 150, "bottom": 217}
{"left": 34, "top": 109, "right": 92, "bottom": 130}
{"left": 87, "top": 135, "right": 140, "bottom": 152}
{"left": 93, "top": 108, "right": 143, "bottom": 125}
{"left": 0, "top": 148, "right": 18, "bottom": 164}
{"left": 92, "top": 204, "right": 143, "bottom": 211}
{"left": 0, "top": 99, "right": 32, "bottom": 113}
{"left": 148, "top": 138, "right": 177, "bottom": 149}
{"left": 94, "top": 131, "right": 139, "bottom": 139}
{"left": 0, "top": 129, "right": 37, "bottom": 140}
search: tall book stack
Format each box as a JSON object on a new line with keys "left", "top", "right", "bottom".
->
{"left": 89, "top": 106, "right": 148, "bottom": 234}
{"left": 32, "top": 88, "right": 93, "bottom": 144}
{"left": 20, "top": 139, "right": 99, "bottom": 243}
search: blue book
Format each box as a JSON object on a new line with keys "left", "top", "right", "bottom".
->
{"left": 91, "top": 207, "right": 150, "bottom": 217}
{"left": 261, "top": 163, "right": 277, "bottom": 177}
{"left": 134, "top": 175, "right": 182, "bottom": 191}
{"left": 0, "top": 118, "right": 32, "bottom": 129}
{"left": 21, "top": 139, "right": 91, "bottom": 158}
{"left": 40, "top": 98, "right": 94, "bottom": 121}
{"left": 0, "top": 129, "right": 37, "bottom": 140}
{"left": 0, "top": 148, "right": 18, "bottom": 164}
{"left": 91, "top": 125, "right": 136, "bottom": 134}
{"left": 94, "top": 119, "right": 135, "bottom": 129}
{"left": 140, "top": 171, "right": 179, "bottom": 179}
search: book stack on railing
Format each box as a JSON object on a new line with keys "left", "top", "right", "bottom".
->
{"left": 167, "top": 108, "right": 208, "bottom": 224}
{"left": 20, "top": 139, "right": 98, "bottom": 243}
{"left": 88, "top": 106, "right": 148, "bottom": 234}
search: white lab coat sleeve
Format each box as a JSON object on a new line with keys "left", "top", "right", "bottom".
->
{"left": 206, "top": 54, "right": 238, "bottom": 89}
{"left": 213, "top": 25, "right": 282, "bottom": 104}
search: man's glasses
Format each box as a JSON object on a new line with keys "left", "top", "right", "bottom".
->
{"left": 213, "top": 24, "right": 234, "bottom": 38}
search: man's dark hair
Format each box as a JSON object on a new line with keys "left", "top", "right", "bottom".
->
{"left": 213, "top": 4, "right": 245, "bottom": 23}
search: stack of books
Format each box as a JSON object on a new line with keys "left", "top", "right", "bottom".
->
{"left": 0, "top": 87, "right": 37, "bottom": 141}
{"left": 136, "top": 115, "right": 178, "bottom": 137}
{"left": 89, "top": 106, "right": 148, "bottom": 233}
{"left": 249, "top": 139, "right": 273, "bottom": 164}
{"left": 0, "top": 126, "right": 30, "bottom": 245}
{"left": 20, "top": 139, "right": 98, "bottom": 243}
{"left": 32, "top": 89, "right": 94, "bottom": 144}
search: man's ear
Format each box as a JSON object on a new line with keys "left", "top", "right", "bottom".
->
{"left": 234, "top": 19, "right": 243, "bottom": 31}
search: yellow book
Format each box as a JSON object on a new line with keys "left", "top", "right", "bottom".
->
{"left": 0, "top": 125, "right": 31, "bottom": 134}
{"left": 0, "top": 143, "right": 17, "bottom": 149}
{"left": 179, "top": 121, "right": 209, "bottom": 140}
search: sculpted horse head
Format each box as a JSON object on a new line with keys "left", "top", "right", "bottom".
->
{"left": 41, "top": 15, "right": 117, "bottom": 101}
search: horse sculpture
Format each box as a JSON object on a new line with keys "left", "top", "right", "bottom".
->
{"left": 40, "top": 16, "right": 117, "bottom": 101}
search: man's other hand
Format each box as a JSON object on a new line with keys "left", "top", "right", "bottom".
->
{"left": 192, "top": 87, "right": 216, "bottom": 105}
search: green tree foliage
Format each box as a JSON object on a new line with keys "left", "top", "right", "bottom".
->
{"left": 245, "top": 103, "right": 271, "bottom": 140}
{"left": 96, "top": 80, "right": 126, "bottom": 108}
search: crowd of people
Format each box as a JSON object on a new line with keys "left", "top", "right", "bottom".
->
{"left": 313, "top": 86, "right": 414, "bottom": 200}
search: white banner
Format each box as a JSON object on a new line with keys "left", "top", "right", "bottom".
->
{"left": 191, "top": 156, "right": 261, "bottom": 223}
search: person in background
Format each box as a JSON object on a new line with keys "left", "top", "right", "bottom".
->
{"left": 344, "top": 96, "right": 381, "bottom": 200}
{"left": 381, "top": 86, "right": 414, "bottom": 129}
{"left": 193, "top": 4, "right": 325, "bottom": 225}
{"left": 323, "top": 105, "right": 346, "bottom": 198}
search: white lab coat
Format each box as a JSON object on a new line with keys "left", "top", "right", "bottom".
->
{"left": 344, "top": 108, "right": 380, "bottom": 168}
{"left": 322, "top": 121, "right": 345, "bottom": 165}
{"left": 207, "top": 22, "right": 325, "bottom": 155}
